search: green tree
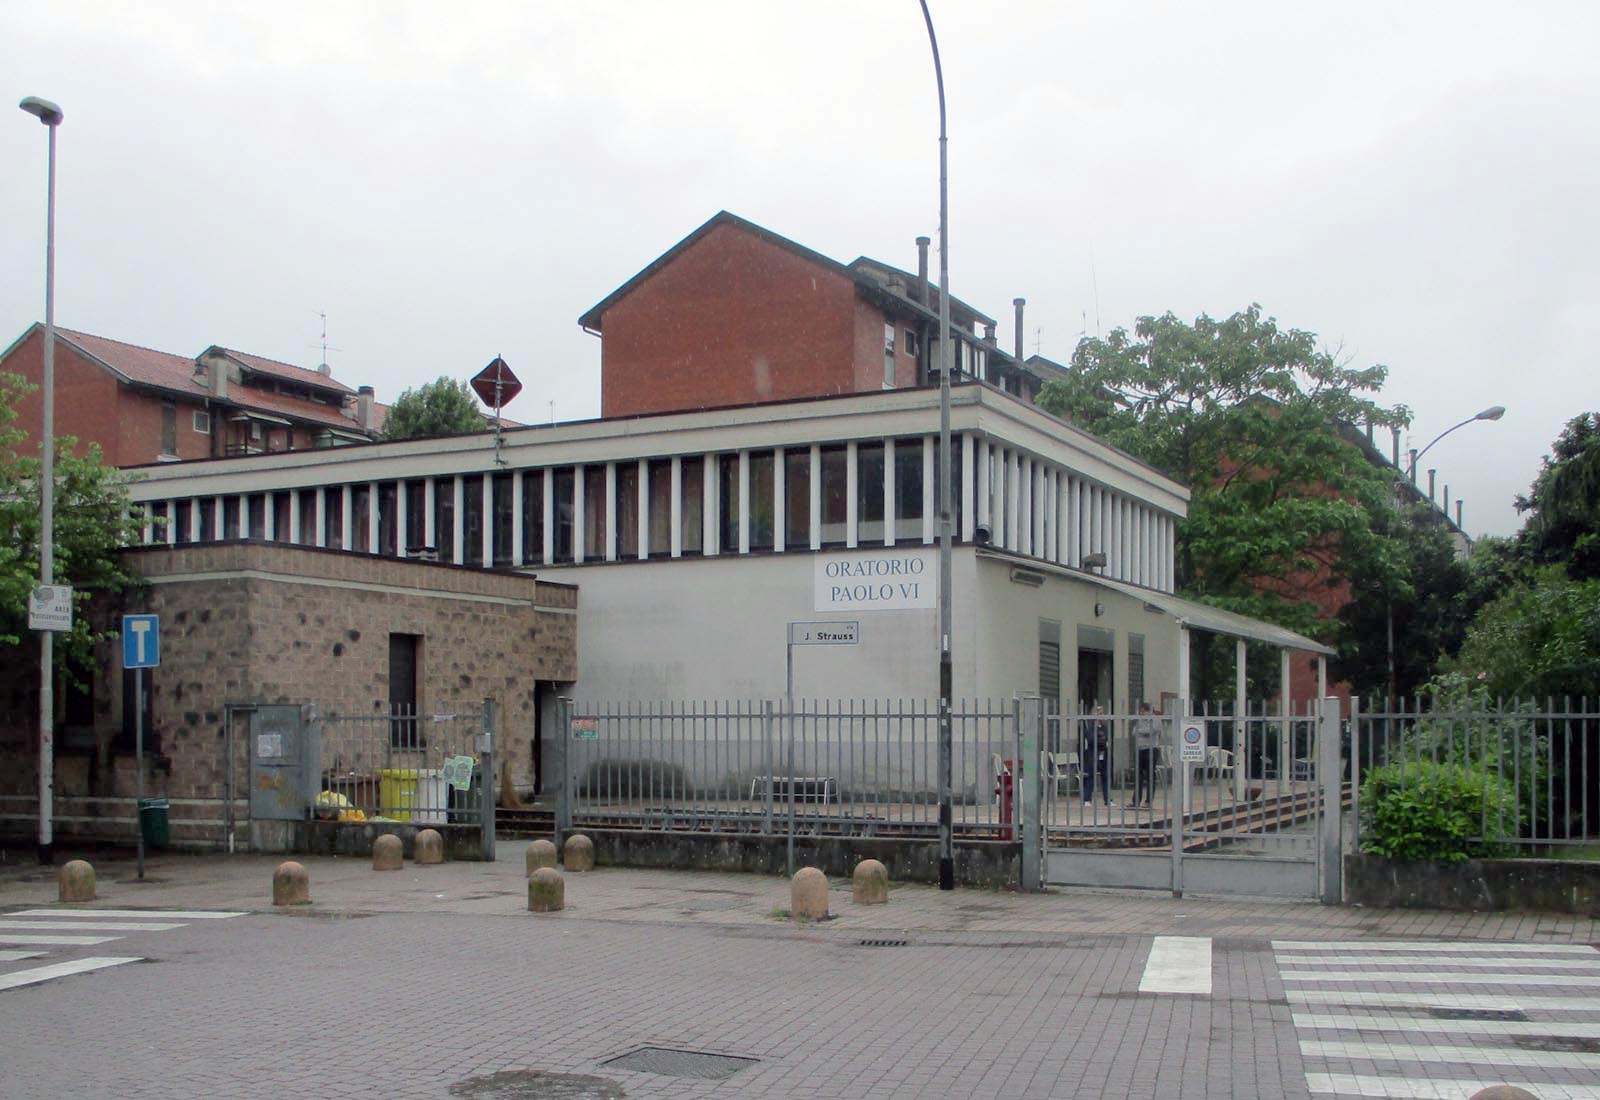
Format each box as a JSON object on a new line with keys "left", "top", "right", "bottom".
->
{"left": 0, "top": 371, "right": 143, "bottom": 677}
{"left": 1443, "top": 567, "right": 1600, "bottom": 701}
{"left": 1515, "top": 412, "right": 1600, "bottom": 581}
{"left": 1036, "top": 305, "right": 1411, "bottom": 693}
{"left": 380, "top": 377, "right": 486, "bottom": 441}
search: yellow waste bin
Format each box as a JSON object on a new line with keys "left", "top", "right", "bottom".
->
{"left": 377, "top": 768, "right": 420, "bottom": 822}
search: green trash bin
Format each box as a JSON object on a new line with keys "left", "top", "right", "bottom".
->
{"left": 138, "top": 797, "right": 170, "bottom": 848}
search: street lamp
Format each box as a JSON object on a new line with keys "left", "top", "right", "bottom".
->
{"left": 1385, "top": 403, "right": 1505, "bottom": 703}
{"left": 918, "top": 0, "right": 955, "bottom": 892}
{"left": 20, "top": 95, "right": 63, "bottom": 865}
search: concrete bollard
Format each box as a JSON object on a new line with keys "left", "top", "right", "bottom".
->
{"left": 527, "top": 866, "right": 565, "bottom": 912}
{"left": 852, "top": 859, "right": 889, "bottom": 905}
{"left": 414, "top": 828, "right": 444, "bottom": 865}
{"left": 525, "top": 838, "right": 558, "bottom": 875}
{"left": 1469, "top": 1089, "right": 1538, "bottom": 1100}
{"left": 791, "top": 866, "right": 829, "bottom": 920}
{"left": 272, "top": 861, "right": 311, "bottom": 906}
{"left": 563, "top": 833, "right": 595, "bottom": 872}
{"left": 372, "top": 833, "right": 404, "bottom": 871}
{"left": 58, "top": 859, "right": 96, "bottom": 903}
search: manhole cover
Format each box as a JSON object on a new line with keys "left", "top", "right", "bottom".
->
{"left": 1429, "top": 1008, "right": 1530, "bottom": 1022}
{"left": 601, "top": 1047, "right": 758, "bottom": 1080}
{"left": 449, "top": 1070, "right": 624, "bottom": 1099}
{"left": 859, "top": 939, "right": 909, "bottom": 947}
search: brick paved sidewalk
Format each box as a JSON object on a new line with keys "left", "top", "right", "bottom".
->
{"left": 3, "top": 840, "right": 1596, "bottom": 943}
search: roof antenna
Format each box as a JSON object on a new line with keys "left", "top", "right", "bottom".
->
{"left": 1088, "top": 244, "right": 1102, "bottom": 337}
{"left": 309, "top": 310, "right": 343, "bottom": 375}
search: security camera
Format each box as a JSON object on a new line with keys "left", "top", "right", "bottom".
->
{"left": 974, "top": 522, "right": 992, "bottom": 545}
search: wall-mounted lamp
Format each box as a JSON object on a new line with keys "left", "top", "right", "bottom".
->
{"left": 1093, "top": 602, "right": 1105, "bottom": 618}
{"left": 1082, "top": 552, "right": 1107, "bottom": 570}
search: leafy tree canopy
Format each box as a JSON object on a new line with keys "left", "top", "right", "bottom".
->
{"left": 0, "top": 371, "right": 142, "bottom": 675}
{"left": 380, "top": 377, "right": 487, "bottom": 441}
{"left": 1036, "top": 305, "right": 1411, "bottom": 640}
{"left": 1443, "top": 567, "right": 1600, "bottom": 702}
{"left": 1515, "top": 411, "right": 1600, "bottom": 581}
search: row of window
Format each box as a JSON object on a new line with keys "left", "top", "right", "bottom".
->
{"left": 139, "top": 434, "right": 1175, "bottom": 589}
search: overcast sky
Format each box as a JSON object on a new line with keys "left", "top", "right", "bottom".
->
{"left": 3, "top": 1, "right": 1595, "bottom": 537}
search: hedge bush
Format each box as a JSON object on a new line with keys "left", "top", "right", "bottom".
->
{"left": 1359, "top": 759, "right": 1522, "bottom": 864}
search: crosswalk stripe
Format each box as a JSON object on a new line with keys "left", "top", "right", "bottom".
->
{"left": 1306, "top": 1072, "right": 1600, "bottom": 1099}
{"left": 0, "top": 956, "right": 142, "bottom": 992}
{"left": 1302, "top": 1038, "right": 1600, "bottom": 1070}
{"left": 0, "top": 919, "right": 183, "bottom": 932}
{"left": 1139, "top": 936, "right": 1212, "bottom": 994}
{"left": 1283, "top": 970, "right": 1600, "bottom": 987}
{"left": 1288, "top": 989, "right": 1600, "bottom": 1011}
{"left": 10, "top": 909, "right": 244, "bottom": 919}
{"left": 1283, "top": 954, "right": 1600, "bottom": 970}
{"left": 1275, "top": 940, "right": 1597, "bottom": 955}
{"left": 0, "top": 934, "right": 121, "bottom": 946}
{"left": 0, "top": 950, "right": 46, "bottom": 963}
{"left": 1294, "top": 1013, "right": 1600, "bottom": 1039}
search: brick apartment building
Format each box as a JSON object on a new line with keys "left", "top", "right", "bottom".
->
{"left": 0, "top": 324, "right": 382, "bottom": 466}
{"left": 580, "top": 210, "right": 1046, "bottom": 418}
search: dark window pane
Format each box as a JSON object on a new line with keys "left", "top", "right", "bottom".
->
{"left": 462, "top": 475, "right": 483, "bottom": 566}
{"left": 616, "top": 462, "right": 639, "bottom": 559}
{"left": 405, "top": 480, "right": 426, "bottom": 553}
{"left": 785, "top": 449, "right": 810, "bottom": 550}
{"left": 378, "top": 483, "right": 398, "bottom": 556}
{"left": 351, "top": 485, "right": 371, "bottom": 552}
{"left": 174, "top": 500, "right": 192, "bottom": 544}
{"left": 820, "top": 446, "right": 848, "bottom": 547}
{"left": 553, "top": 468, "right": 575, "bottom": 563}
{"left": 718, "top": 454, "right": 740, "bottom": 552}
{"left": 749, "top": 450, "right": 774, "bottom": 552}
{"left": 680, "top": 458, "right": 703, "bottom": 555}
{"left": 647, "top": 460, "right": 671, "bottom": 556}
{"left": 894, "top": 437, "right": 923, "bottom": 542}
{"left": 583, "top": 466, "right": 607, "bottom": 559}
{"left": 434, "top": 481, "right": 455, "bottom": 563}
{"left": 225, "top": 495, "right": 243, "bottom": 541}
{"left": 522, "top": 471, "right": 545, "bottom": 564}
{"left": 492, "top": 472, "right": 514, "bottom": 566}
{"left": 857, "top": 443, "right": 885, "bottom": 543}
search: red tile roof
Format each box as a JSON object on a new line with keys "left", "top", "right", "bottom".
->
{"left": 214, "top": 347, "right": 355, "bottom": 395}
{"left": 58, "top": 328, "right": 209, "bottom": 396}
{"left": 227, "top": 383, "right": 364, "bottom": 429}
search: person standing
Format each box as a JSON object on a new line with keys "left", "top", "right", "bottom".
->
{"left": 1079, "top": 704, "right": 1113, "bottom": 807}
{"left": 1132, "top": 701, "right": 1161, "bottom": 807}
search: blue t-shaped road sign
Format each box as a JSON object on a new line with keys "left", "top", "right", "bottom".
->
{"left": 122, "top": 614, "right": 160, "bottom": 669}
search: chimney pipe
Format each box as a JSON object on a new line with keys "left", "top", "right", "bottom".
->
{"left": 1391, "top": 426, "right": 1401, "bottom": 467}
{"left": 1013, "top": 298, "right": 1026, "bottom": 361}
{"left": 357, "top": 385, "right": 376, "bottom": 432}
{"left": 915, "top": 236, "right": 930, "bottom": 306}
{"left": 1365, "top": 416, "right": 1374, "bottom": 444}
{"left": 1408, "top": 449, "right": 1418, "bottom": 483}
{"left": 983, "top": 322, "right": 997, "bottom": 344}
{"left": 1427, "top": 468, "right": 1436, "bottom": 503}
{"left": 1456, "top": 500, "right": 1463, "bottom": 528}
{"left": 1444, "top": 484, "right": 1451, "bottom": 516}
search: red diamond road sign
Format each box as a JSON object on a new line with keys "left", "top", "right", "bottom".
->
{"left": 470, "top": 356, "right": 522, "bottom": 408}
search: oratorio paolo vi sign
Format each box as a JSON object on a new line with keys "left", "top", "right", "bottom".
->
{"left": 814, "top": 549, "right": 938, "bottom": 612}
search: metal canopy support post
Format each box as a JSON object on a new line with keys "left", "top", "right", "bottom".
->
{"left": 1317, "top": 696, "right": 1343, "bottom": 904}
{"left": 1018, "top": 694, "right": 1042, "bottom": 891}
{"left": 479, "top": 698, "right": 496, "bottom": 862}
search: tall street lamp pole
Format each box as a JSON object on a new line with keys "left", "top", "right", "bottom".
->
{"left": 918, "top": 0, "right": 955, "bottom": 891}
{"left": 19, "top": 95, "right": 63, "bottom": 865}
{"left": 1385, "top": 404, "right": 1505, "bottom": 703}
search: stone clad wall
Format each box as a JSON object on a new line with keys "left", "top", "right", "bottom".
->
{"left": 0, "top": 542, "right": 576, "bottom": 849}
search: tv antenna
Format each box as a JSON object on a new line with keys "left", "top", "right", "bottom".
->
{"left": 309, "top": 310, "right": 344, "bottom": 370}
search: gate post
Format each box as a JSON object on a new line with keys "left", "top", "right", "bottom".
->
{"left": 1318, "top": 696, "right": 1343, "bottom": 904}
{"left": 479, "top": 698, "right": 496, "bottom": 862}
{"left": 555, "top": 697, "right": 573, "bottom": 848}
{"left": 1018, "top": 694, "right": 1042, "bottom": 891}
{"left": 1170, "top": 698, "right": 1185, "bottom": 898}
{"left": 1348, "top": 697, "right": 1362, "bottom": 850}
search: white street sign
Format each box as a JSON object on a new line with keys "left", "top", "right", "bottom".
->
{"left": 788, "top": 621, "right": 859, "bottom": 645}
{"left": 28, "top": 585, "right": 73, "bottom": 632}
{"left": 1180, "top": 723, "right": 1206, "bottom": 764}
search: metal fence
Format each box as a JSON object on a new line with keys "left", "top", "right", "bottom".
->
{"left": 1354, "top": 697, "right": 1600, "bottom": 851}
{"left": 318, "top": 701, "right": 495, "bottom": 856}
{"left": 559, "top": 698, "right": 1023, "bottom": 838}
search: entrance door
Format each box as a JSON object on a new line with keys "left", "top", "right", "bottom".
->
{"left": 1077, "top": 649, "right": 1112, "bottom": 709}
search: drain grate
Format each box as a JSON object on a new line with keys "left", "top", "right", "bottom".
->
{"left": 859, "top": 938, "right": 909, "bottom": 947}
{"left": 601, "top": 1046, "right": 758, "bottom": 1080}
{"left": 1429, "top": 1008, "right": 1530, "bottom": 1022}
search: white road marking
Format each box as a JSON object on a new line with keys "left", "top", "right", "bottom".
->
{"left": 0, "top": 950, "right": 46, "bottom": 962}
{"left": 1306, "top": 1072, "right": 1600, "bottom": 1099}
{"left": 1283, "top": 954, "right": 1600, "bottom": 969}
{"left": 0, "top": 934, "right": 121, "bottom": 946}
{"left": 1275, "top": 940, "right": 1597, "bottom": 955}
{"left": 1288, "top": 989, "right": 1600, "bottom": 1011}
{"left": 1282, "top": 970, "right": 1600, "bottom": 987}
{"left": 0, "top": 956, "right": 142, "bottom": 992}
{"left": 1293, "top": 1012, "right": 1600, "bottom": 1038}
{"left": 1302, "top": 1038, "right": 1600, "bottom": 1070}
{"left": 0, "top": 919, "right": 183, "bottom": 932}
{"left": 11, "top": 909, "right": 244, "bottom": 919}
{"left": 1138, "top": 935, "right": 1211, "bottom": 994}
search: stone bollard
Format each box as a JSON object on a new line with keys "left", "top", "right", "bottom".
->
{"left": 272, "top": 861, "right": 311, "bottom": 906}
{"left": 563, "top": 833, "right": 595, "bottom": 872}
{"left": 527, "top": 866, "right": 565, "bottom": 912}
{"left": 852, "top": 859, "right": 889, "bottom": 905}
{"left": 791, "top": 866, "right": 829, "bottom": 920}
{"left": 1469, "top": 1089, "right": 1538, "bottom": 1100}
{"left": 58, "top": 859, "right": 96, "bottom": 903}
{"left": 414, "top": 828, "right": 444, "bottom": 865}
{"left": 525, "top": 838, "right": 558, "bottom": 875}
{"left": 372, "top": 833, "right": 404, "bottom": 871}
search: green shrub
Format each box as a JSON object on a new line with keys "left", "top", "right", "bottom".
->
{"left": 1359, "top": 759, "right": 1522, "bottom": 864}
